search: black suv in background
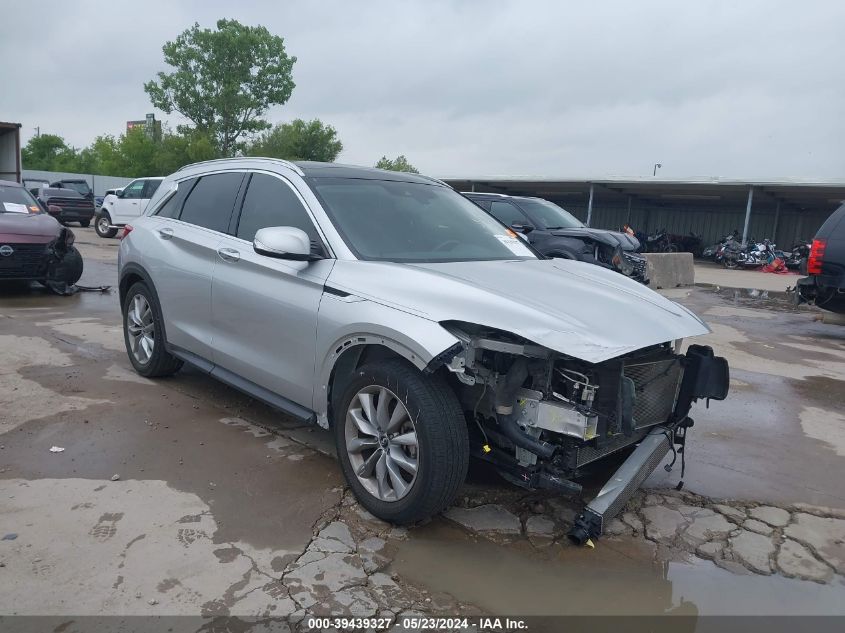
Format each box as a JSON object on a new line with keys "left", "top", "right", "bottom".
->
{"left": 464, "top": 192, "right": 648, "bottom": 283}
{"left": 50, "top": 179, "right": 94, "bottom": 202}
{"left": 37, "top": 187, "right": 95, "bottom": 227}
{"left": 797, "top": 202, "right": 845, "bottom": 313}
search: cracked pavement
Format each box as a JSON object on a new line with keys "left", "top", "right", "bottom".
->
{"left": 0, "top": 230, "right": 844, "bottom": 621}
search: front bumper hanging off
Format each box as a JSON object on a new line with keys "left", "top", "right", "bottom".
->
{"left": 568, "top": 344, "right": 729, "bottom": 544}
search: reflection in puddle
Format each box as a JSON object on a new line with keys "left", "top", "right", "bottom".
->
{"left": 392, "top": 521, "right": 845, "bottom": 616}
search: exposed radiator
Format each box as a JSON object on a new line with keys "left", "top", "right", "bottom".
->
{"left": 624, "top": 357, "right": 683, "bottom": 429}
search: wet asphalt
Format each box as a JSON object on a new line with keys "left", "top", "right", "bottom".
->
{"left": 0, "top": 228, "right": 843, "bottom": 619}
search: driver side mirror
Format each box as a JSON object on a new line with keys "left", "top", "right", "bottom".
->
{"left": 511, "top": 222, "right": 534, "bottom": 234}
{"left": 253, "top": 226, "right": 322, "bottom": 262}
{"left": 116, "top": 190, "right": 125, "bottom": 198}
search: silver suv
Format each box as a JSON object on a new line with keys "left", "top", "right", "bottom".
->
{"left": 119, "top": 159, "right": 728, "bottom": 540}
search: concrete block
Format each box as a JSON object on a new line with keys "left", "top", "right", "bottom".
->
{"left": 644, "top": 253, "right": 695, "bottom": 289}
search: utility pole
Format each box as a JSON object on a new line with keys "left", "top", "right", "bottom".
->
{"left": 34, "top": 126, "right": 40, "bottom": 138}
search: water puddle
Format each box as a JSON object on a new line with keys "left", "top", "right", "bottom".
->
{"left": 392, "top": 520, "right": 845, "bottom": 616}
{"left": 713, "top": 286, "right": 805, "bottom": 312}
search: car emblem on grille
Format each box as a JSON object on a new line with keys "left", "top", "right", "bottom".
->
{"left": 0, "top": 245, "right": 14, "bottom": 257}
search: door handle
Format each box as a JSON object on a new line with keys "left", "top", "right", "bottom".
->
{"left": 158, "top": 227, "right": 174, "bottom": 240}
{"left": 217, "top": 247, "right": 240, "bottom": 263}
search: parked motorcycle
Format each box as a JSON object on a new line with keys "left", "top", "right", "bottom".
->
{"left": 703, "top": 231, "right": 739, "bottom": 261}
{"left": 644, "top": 229, "right": 678, "bottom": 253}
{"left": 671, "top": 232, "right": 703, "bottom": 256}
{"left": 722, "top": 237, "right": 763, "bottom": 269}
{"left": 784, "top": 241, "right": 811, "bottom": 271}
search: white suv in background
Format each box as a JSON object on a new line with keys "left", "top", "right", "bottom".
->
{"left": 95, "top": 177, "right": 163, "bottom": 237}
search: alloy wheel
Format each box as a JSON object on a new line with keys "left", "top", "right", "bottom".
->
{"left": 126, "top": 294, "right": 155, "bottom": 364}
{"left": 97, "top": 216, "right": 110, "bottom": 234}
{"left": 344, "top": 385, "right": 419, "bottom": 502}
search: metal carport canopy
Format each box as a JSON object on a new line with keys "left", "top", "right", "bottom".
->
{"left": 440, "top": 175, "right": 845, "bottom": 245}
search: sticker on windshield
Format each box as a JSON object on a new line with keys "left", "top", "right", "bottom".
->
{"left": 3, "top": 202, "right": 28, "bottom": 214}
{"left": 495, "top": 234, "right": 533, "bottom": 256}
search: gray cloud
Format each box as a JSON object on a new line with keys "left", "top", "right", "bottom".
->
{"left": 2, "top": 0, "right": 843, "bottom": 178}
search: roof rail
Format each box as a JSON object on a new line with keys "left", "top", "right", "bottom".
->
{"left": 417, "top": 174, "right": 451, "bottom": 188}
{"left": 460, "top": 191, "right": 507, "bottom": 197}
{"left": 176, "top": 157, "right": 305, "bottom": 176}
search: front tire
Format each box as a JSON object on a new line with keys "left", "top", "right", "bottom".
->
{"left": 79, "top": 219, "right": 91, "bottom": 228}
{"left": 95, "top": 213, "right": 118, "bottom": 238}
{"left": 122, "top": 281, "right": 183, "bottom": 377}
{"left": 335, "top": 359, "right": 469, "bottom": 524}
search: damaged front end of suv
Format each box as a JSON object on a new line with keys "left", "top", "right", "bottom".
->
{"left": 437, "top": 322, "right": 729, "bottom": 543}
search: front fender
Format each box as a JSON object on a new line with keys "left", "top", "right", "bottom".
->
{"left": 313, "top": 292, "right": 460, "bottom": 427}
{"left": 538, "top": 235, "right": 590, "bottom": 258}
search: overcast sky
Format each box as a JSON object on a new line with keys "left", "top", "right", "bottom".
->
{"left": 2, "top": 0, "right": 843, "bottom": 179}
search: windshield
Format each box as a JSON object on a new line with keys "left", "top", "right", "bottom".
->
{"left": 61, "top": 181, "right": 91, "bottom": 195}
{"left": 0, "top": 185, "right": 42, "bottom": 214}
{"left": 515, "top": 198, "right": 584, "bottom": 230}
{"left": 309, "top": 178, "right": 538, "bottom": 263}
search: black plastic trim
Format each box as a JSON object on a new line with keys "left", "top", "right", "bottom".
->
{"left": 323, "top": 285, "right": 351, "bottom": 298}
{"left": 423, "top": 341, "right": 463, "bottom": 374}
{"left": 166, "top": 344, "right": 316, "bottom": 423}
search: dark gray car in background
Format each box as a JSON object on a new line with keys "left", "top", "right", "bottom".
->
{"left": 464, "top": 192, "right": 648, "bottom": 283}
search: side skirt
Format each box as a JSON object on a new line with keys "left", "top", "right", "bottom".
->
{"left": 166, "top": 344, "right": 317, "bottom": 424}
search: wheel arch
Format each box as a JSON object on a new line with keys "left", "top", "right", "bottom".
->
{"left": 326, "top": 342, "right": 409, "bottom": 429}
{"left": 316, "top": 326, "right": 461, "bottom": 429}
{"left": 119, "top": 263, "right": 170, "bottom": 344}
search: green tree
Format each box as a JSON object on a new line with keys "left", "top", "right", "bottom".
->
{"left": 21, "top": 134, "right": 76, "bottom": 171}
{"left": 80, "top": 135, "right": 124, "bottom": 175}
{"left": 117, "top": 128, "right": 161, "bottom": 177}
{"left": 375, "top": 155, "right": 419, "bottom": 174}
{"left": 154, "top": 129, "right": 218, "bottom": 174}
{"left": 144, "top": 19, "right": 297, "bottom": 157}
{"left": 247, "top": 119, "right": 342, "bottom": 161}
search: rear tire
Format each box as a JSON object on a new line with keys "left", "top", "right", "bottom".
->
{"left": 95, "top": 213, "right": 118, "bottom": 238}
{"left": 122, "top": 281, "right": 183, "bottom": 377}
{"left": 79, "top": 220, "right": 91, "bottom": 228}
{"left": 334, "top": 359, "right": 469, "bottom": 524}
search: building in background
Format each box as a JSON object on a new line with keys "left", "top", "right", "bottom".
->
{"left": 0, "top": 121, "right": 22, "bottom": 182}
{"left": 126, "top": 113, "right": 162, "bottom": 140}
{"left": 444, "top": 176, "right": 845, "bottom": 250}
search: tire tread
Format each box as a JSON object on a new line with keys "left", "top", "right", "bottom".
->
{"left": 123, "top": 281, "right": 183, "bottom": 378}
{"left": 335, "top": 359, "right": 469, "bottom": 524}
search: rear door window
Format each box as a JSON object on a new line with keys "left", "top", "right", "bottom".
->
{"left": 179, "top": 172, "right": 244, "bottom": 233}
{"left": 142, "top": 179, "right": 162, "bottom": 199}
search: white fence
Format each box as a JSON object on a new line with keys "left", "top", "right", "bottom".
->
{"left": 21, "top": 169, "right": 134, "bottom": 197}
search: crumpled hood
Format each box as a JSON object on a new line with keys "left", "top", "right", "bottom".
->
{"left": 0, "top": 213, "right": 61, "bottom": 241}
{"left": 326, "top": 258, "right": 709, "bottom": 363}
{"left": 550, "top": 227, "right": 640, "bottom": 251}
